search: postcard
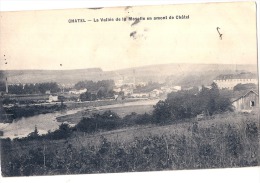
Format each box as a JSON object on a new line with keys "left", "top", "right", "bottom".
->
{"left": 0, "top": 1, "right": 258, "bottom": 178}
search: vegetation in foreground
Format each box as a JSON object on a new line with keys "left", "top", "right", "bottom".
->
{"left": 1, "top": 112, "right": 259, "bottom": 176}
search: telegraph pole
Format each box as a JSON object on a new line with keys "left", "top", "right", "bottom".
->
{"left": 5, "top": 77, "right": 8, "bottom": 94}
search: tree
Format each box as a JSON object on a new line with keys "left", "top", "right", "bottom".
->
{"left": 152, "top": 83, "right": 232, "bottom": 123}
{"left": 27, "top": 126, "right": 39, "bottom": 139}
{"left": 153, "top": 100, "right": 173, "bottom": 123}
{"left": 80, "top": 91, "right": 96, "bottom": 101}
{"left": 97, "top": 87, "right": 106, "bottom": 99}
{"left": 76, "top": 111, "right": 121, "bottom": 133}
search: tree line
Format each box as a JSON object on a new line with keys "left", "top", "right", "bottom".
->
{"left": 0, "top": 82, "right": 60, "bottom": 94}
{"left": 134, "top": 81, "right": 162, "bottom": 93}
{"left": 74, "top": 80, "right": 114, "bottom": 92}
{"left": 76, "top": 80, "right": 115, "bottom": 101}
{"left": 153, "top": 82, "right": 232, "bottom": 123}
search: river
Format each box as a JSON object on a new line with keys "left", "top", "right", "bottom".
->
{"left": 0, "top": 99, "right": 160, "bottom": 139}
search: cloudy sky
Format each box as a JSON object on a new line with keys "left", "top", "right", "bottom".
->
{"left": 0, "top": 2, "right": 257, "bottom": 71}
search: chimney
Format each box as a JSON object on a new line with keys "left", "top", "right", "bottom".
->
{"left": 133, "top": 69, "right": 136, "bottom": 88}
{"left": 5, "top": 77, "right": 8, "bottom": 93}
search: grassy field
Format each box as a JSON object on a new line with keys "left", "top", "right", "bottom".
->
{"left": 1, "top": 111, "right": 259, "bottom": 176}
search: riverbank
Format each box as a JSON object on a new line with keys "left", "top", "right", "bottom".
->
{"left": 1, "top": 98, "right": 146, "bottom": 121}
{"left": 0, "top": 98, "right": 160, "bottom": 139}
{"left": 56, "top": 99, "right": 159, "bottom": 124}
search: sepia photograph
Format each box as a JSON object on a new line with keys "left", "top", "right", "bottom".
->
{"left": 0, "top": 1, "right": 259, "bottom": 179}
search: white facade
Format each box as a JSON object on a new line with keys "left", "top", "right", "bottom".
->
{"left": 213, "top": 78, "right": 257, "bottom": 90}
{"left": 48, "top": 95, "right": 58, "bottom": 102}
{"left": 149, "top": 89, "right": 163, "bottom": 98}
{"left": 173, "top": 86, "right": 182, "bottom": 91}
{"left": 69, "top": 88, "right": 87, "bottom": 94}
{"left": 113, "top": 88, "right": 122, "bottom": 93}
{"left": 131, "top": 93, "right": 149, "bottom": 98}
{"left": 45, "top": 90, "right": 51, "bottom": 94}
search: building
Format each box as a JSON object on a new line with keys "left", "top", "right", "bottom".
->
{"left": 69, "top": 88, "right": 87, "bottom": 95}
{"left": 115, "top": 79, "right": 124, "bottom": 87}
{"left": 173, "top": 86, "right": 182, "bottom": 91}
{"left": 45, "top": 90, "right": 51, "bottom": 94}
{"left": 213, "top": 72, "right": 257, "bottom": 90}
{"left": 113, "top": 87, "right": 122, "bottom": 93}
{"left": 161, "top": 86, "right": 181, "bottom": 94}
{"left": 122, "top": 88, "right": 133, "bottom": 96}
{"left": 48, "top": 95, "right": 59, "bottom": 103}
{"left": 232, "top": 90, "right": 259, "bottom": 112}
{"left": 131, "top": 93, "right": 149, "bottom": 98}
{"left": 149, "top": 89, "right": 163, "bottom": 98}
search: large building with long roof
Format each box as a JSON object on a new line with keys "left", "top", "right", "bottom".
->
{"left": 213, "top": 72, "right": 258, "bottom": 90}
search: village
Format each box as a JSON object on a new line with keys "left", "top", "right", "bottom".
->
{"left": 0, "top": 71, "right": 258, "bottom": 114}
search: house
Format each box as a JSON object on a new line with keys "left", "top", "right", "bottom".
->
{"left": 113, "top": 87, "right": 122, "bottom": 93}
{"left": 213, "top": 72, "right": 257, "bottom": 90}
{"left": 48, "top": 95, "right": 59, "bottom": 103}
{"left": 69, "top": 88, "right": 87, "bottom": 95}
{"left": 131, "top": 93, "right": 149, "bottom": 98}
{"left": 149, "top": 89, "right": 163, "bottom": 98}
{"left": 182, "top": 87, "right": 194, "bottom": 91}
{"left": 122, "top": 88, "right": 133, "bottom": 96}
{"left": 115, "top": 79, "right": 124, "bottom": 87}
{"left": 79, "top": 88, "right": 87, "bottom": 94}
{"left": 173, "top": 86, "right": 182, "bottom": 91}
{"left": 232, "top": 90, "right": 259, "bottom": 112}
{"left": 45, "top": 90, "right": 51, "bottom": 94}
{"left": 68, "top": 89, "right": 78, "bottom": 94}
{"left": 161, "top": 86, "right": 181, "bottom": 94}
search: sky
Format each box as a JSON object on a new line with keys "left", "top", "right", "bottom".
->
{"left": 0, "top": 2, "right": 257, "bottom": 71}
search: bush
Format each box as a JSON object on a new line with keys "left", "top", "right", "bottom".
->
{"left": 135, "top": 113, "right": 153, "bottom": 125}
{"left": 225, "top": 125, "right": 243, "bottom": 158}
{"left": 48, "top": 123, "right": 73, "bottom": 139}
{"left": 76, "top": 111, "right": 121, "bottom": 133}
{"left": 245, "top": 122, "right": 258, "bottom": 139}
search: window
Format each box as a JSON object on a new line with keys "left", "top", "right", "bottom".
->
{"left": 250, "top": 101, "right": 255, "bottom": 107}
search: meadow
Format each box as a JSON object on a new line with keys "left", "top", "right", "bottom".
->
{"left": 1, "top": 111, "right": 259, "bottom": 176}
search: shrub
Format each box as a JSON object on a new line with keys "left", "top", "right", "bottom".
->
{"left": 225, "top": 125, "right": 243, "bottom": 158}
{"left": 76, "top": 111, "right": 121, "bottom": 133}
{"left": 245, "top": 122, "right": 258, "bottom": 139}
{"left": 135, "top": 113, "right": 153, "bottom": 125}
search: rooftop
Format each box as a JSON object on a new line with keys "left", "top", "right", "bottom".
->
{"left": 232, "top": 90, "right": 258, "bottom": 102}
{"left": 215, "top": 72, "right": 257, "bottom": 80}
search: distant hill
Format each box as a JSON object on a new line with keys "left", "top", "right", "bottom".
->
{"left": 0, "top": 64, "right": 257, "bottom": 87}
{"left": 1, "top": 68, "right": 106, "bottom": 85}
{"left": 114, "top": 63, "right": 258, "bottom": 87}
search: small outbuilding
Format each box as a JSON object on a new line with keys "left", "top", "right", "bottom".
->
{"left": 48, "top": 95, "right": 59, "bottom": 103}
{"left": 232, "top": 90, "right": 258, "bottom": 112}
